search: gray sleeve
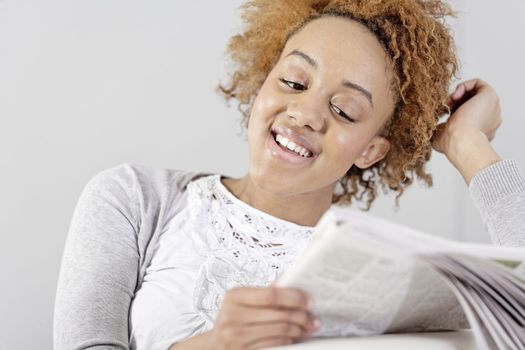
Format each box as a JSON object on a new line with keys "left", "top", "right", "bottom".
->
{"left": 54, "top": 164, "right": 141, "bottom": 350}
{"left": 468, "top": 159, "right": 525, "bottom": 247}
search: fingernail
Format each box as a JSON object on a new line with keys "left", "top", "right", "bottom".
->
{"left": 307, "top": 296, "right": 314, "bottom": 309}
{"left": 314, "top": 318, "right": 321, "bottom": 329}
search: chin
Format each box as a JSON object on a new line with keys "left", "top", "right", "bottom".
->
{"left": 249, "top": 164, "right": 327, "bottom": 199}
{"left": 249, "top": 165, "right": 297, "bottom": 195}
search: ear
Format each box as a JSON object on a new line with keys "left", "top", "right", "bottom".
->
{"left": 354, "top": 136, "right": 391, "bottom": 169}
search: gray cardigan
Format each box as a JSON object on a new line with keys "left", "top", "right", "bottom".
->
{"left": 53, "top": 160, "right": 525, "bottom": 350}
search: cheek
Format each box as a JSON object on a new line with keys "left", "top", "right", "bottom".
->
{"left": 251, "top": 81, "right": 285, "bottom": 119}
{"left": 328, "top": 131, "right": 363, "bottom": 163}
{"left": 248, "top": 84, "right": 280, "bottom": 144}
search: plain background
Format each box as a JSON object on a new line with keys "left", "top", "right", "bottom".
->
{"left": 1, "top": 1, "right": 524, "bottom": 349}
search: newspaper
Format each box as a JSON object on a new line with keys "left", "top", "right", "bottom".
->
{"left": 274, "top": 207, "right": 525, "bottom": 350}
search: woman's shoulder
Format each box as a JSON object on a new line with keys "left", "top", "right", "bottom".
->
{"left": 87, "top": 162, "right": 209, "bottom": 193}
{"left": 81, "top": 163, "right": 212, "bottom": 217}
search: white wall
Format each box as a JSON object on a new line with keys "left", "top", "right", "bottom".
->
{"left": 0, "top": 1, "right": 246, "bottom": 349}
{"left": 1, "top": 1, "right": 524, "bottom": 349}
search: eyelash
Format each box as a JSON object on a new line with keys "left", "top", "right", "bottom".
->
{"left": 279, "top": 78, "right": 306, "bottom": 91}
{"left": 279, "top": 78, "right": 356, "bottom": 123}
{"left": 330, "top": 104, "right": 355, "bottom": 123}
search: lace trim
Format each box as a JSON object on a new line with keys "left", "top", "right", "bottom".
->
{"left": 187, "top": 174, "right": 314, "bottom": 323}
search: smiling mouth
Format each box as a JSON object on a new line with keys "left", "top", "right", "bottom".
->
{"left": 270, "top": 131, "right": 314, "bottom": 158}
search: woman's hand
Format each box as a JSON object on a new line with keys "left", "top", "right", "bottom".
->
{"left": 431, "top": 78, "right": 502, "bottom": 184}
{"left": 206, "top": 286, "right": 318, "bottom": 350}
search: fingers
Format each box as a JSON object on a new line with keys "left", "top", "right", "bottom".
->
{"left": 242, "top": 322, "right": 305, "bottom": 347}
{"left": 226, "top": 286, "right": 310, "bottom": 310}
{"left": 242, "top": 307, "right": 315, "bottom": 330}
{"left": 434, "top": 78, "right": 502, "bottom": 160}
{"left": 447, "top": 78, "right": 485, "bottom": 113}
{"left": 431, "top": 122, "right": 447, "bottom": 154}
{"left": 217, "top": 303, "right": 317, "bottom": 338}
{"left": 214, "top": 287, "right": 318, "bottom": 349}
{"left": 454, "top": 78, "right": 486, "bottom": 95}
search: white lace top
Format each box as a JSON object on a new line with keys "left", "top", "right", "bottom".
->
{"left": 128, "top": 174, "right": 315, "bottom": 350}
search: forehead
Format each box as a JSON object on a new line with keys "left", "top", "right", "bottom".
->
{"left": 284, "top": 16, "right": 389, "bottom": 69}
{"left": 281, "top": 16, "right": 394, "bottom": 96}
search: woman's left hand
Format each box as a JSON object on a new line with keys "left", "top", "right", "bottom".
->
{"left": 431, "top": 78, "right": 502, "bottom": 184}
{"left": 432, "top": 78, "right": 501, "bottom": 154}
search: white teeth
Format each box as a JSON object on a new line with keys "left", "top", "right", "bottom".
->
{"left": 274, "top": 133, "right": 312, "bottom": 158}
{"left": 276, "top": 134, "right": 288, "bottom": 147}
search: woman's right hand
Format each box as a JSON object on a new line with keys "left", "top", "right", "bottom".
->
{"left": 206, "top": 286, "right": 319, "bottom": 350}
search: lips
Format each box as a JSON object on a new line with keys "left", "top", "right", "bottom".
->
{"left": 264, "top": 124, "right": 320, "bottom": 166}
{"left": 270, "top": 125, "right": 319, "bottom": 156}
{"left": 266, "top": 132, "right": 315, "bottom": 165}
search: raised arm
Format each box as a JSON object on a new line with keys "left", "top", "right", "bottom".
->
{"left": 54, "top": 165, "right": 140, "bottom": 349}
{"left": 432, "top": 79, "right": 525, "bottom": 246}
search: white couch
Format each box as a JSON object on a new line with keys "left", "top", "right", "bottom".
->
{"left": 269, "top": 330, "right": 476, "bottom": 349}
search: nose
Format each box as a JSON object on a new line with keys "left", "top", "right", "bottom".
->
{"left": 286, "top": 95, "right": 325, "bottom": 132}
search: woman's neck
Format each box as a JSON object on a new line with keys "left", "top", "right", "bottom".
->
{"left": 221, "top": 175, "right": 334, "bottom": 227}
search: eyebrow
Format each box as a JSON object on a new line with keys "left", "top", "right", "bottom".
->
{"left": 286, "top": 49, "right": 374, "bottom": 108}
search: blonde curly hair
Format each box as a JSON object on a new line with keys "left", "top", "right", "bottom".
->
{"left": 218, "top": 0, "right": 459, "bottom": 210}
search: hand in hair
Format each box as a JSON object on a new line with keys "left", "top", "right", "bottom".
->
{"left": 432, "top": 78, "right": 502, "bottom": 184}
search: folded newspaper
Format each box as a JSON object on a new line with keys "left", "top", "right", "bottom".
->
{"left": 274, "top": 207, "right": 525, "bottom": 350}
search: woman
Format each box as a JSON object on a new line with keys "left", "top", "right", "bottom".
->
{"left": 54, "top": 1, "right": 525, "bottom": 349}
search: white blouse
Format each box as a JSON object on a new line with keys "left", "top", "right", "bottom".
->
{"left": 128, "top": 174, "right": 316, "bottom": 350}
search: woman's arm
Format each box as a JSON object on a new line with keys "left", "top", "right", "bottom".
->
{"left": 54, "top": 164, "right": 140, "bottom": 349}
{"left": 443, "top": 129, "right": 501, "bottom": 186}
{"left": 432, "top": 79, "right": 525, "bottom": 246}
{"left": 468, "top": 159, "right": 525, "bottom": 246}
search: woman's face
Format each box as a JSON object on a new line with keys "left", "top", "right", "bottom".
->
{"left": 247, "top": 16, "right": 396, "bottom": 199}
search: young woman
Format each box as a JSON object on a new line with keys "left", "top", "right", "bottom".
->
{"left": 54, "top": 1, "right": 525, "bottom": 350}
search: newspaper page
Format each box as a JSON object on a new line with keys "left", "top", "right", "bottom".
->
{"left": 275, "top": 207, "right": 525, "bottom": 348}
{"left": 275, "top": 208, "right": 468, "bottom": 337}
{"left": 425, "top": 254, "right": 525, "bottom": 349}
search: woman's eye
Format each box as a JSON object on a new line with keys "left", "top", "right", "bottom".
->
{"left": 279, "top": 78, "right": 306, "bottom": 91}
{"left": 331, "top": 104, "right": 356, "bottom": 123}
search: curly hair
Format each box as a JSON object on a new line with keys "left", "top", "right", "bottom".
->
{"left": 218, "top": 0, "right": 459, "bottom": 210}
